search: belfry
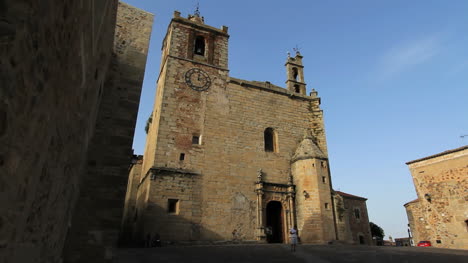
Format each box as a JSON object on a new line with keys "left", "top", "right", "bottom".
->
{"left": 121, "top": 9, "right": 372, "bottom": 246}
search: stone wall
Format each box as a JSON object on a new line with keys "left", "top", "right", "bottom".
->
{"left": 405, "top": 146, "right": 468, "bottom": 249}
{"left": 144, "top": 169, "right": 204, "bottom": 242}
{"left": 120, "top": 155, "right": 143, "bottom": 244}
{"left": 333, "top": 192, "right": 372, "bottom": 245}
{"left": 0, "top": 1, "right": 118, "bottom": 262}
{"left": 404, "top": 200, "right": 429, "bottom": 245}
{"left": 342, "top": 196, "right": 372, "bottom": 245}
{"left": 130, "top": 12, "right": 336, "bottom": 244}
{"left": 63, "top": 2, "right": 153, "bottom": 262}
{"left": 292, "top": 157, "right": 335, "bottom": 243}
{"left": 333, "top": 194, "right": 353, "bottom": 243}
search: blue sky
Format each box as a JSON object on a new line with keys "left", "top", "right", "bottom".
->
{"left": 125, "top": 0, "right": 468, "bottom": 239}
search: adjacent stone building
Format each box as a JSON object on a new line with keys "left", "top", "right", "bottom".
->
{"left": 334, "top": 191, "right": 372, "bottom": 245}
{"left": 122, "top": 10, "right": 371, "bottom": 246}
{"left": 0, "top": 1, "right": 153, "bottom": 262}
{"left": 404, "top": 146, "right": 468, "bottom": 249}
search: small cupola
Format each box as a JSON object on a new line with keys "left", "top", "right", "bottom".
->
{"left": 291, "top": 133, "right": 326, "bottom": 163}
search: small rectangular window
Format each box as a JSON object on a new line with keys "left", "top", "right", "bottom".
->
{"left": 179, "top": 153, "right": 185, "bottom": 161}
{"left": 192, "top": 136, "right": 200, "bottom": 145}
{"left": 436, "top": 240, "right": 441, "bottom": 244}
{"left": 325, "top": 203, "right": 329, "bottom": 209}
{"left": 168, "top": 199, "right": 179, "bottom": 214}
{"left": 322, "top": 176, "right": 326, "bottom": 183}
{"left": 354, "top": 208, "right": 361, "bottom": 219}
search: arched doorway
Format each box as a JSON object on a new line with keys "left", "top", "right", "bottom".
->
{"left": 266, "top": 201, "right": 283, "bottom": 243}
{"left": 359, "top": 235, "right": 365, "bottom": 244}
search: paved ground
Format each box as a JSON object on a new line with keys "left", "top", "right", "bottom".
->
{"left": 116, "top": 244, "right": 468, "bottom": 263}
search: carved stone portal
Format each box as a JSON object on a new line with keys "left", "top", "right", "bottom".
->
{"left": 255, "top": 172, "right": 295, "bottom": 243}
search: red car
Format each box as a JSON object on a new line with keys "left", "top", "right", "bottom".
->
{"left": 417, "top": 241, "right": 432, "bottom": 247}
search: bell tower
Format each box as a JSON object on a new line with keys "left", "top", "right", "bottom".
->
{"left": 285, "top": 51, "right": 306, "bottom": 95}
{"left": 136, "top": 8, "right": 231, "bottom": 242}
{"left": 142, "top": 9, "right": 230, "bottom": 176}
{"left": 158, "top": 10, "right": 229, "bottom": 70}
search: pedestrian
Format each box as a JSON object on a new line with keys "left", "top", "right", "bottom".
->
{"left": 290, "top": 226, "right": 298, "bottom": 252}
{"left": 152, "top": 233, "right": 161, "bottom": 247}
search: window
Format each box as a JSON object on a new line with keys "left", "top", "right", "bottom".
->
{"left": 179, "top": 153, "right": 185, "bottom": 161}
{"left": 194, "top": 36, "right": 205, "bottom": 55}
{"left": 292, "top": 67, "right": 298, "bottom": 80}
{"left": 325, "top": 203, "right": 329, "bottom": 209}
{"left": 294, "top": 84, "right": 300, "bottom": 93}
{"left": 264, "top": 128, "right": 277, "bottom": 152}
{"left": 322, "top": 176, "right": 326, "bottom": 183}
{"left": 354, "top": 208, "right": 361, "bottom": 219}
{"left": 168, "top": 199, "right": 179, "bottom": 214}
{"left": 192, "top": 135, "right": 200, "bottom": 145}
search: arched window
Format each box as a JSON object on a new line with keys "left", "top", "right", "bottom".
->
{"left": 264, "top": 128, "right": 277, "bottom": 152}
{"left": 292, "top": 67, "right": 298, "bottom": 80}
{"left": 294, "top": 84, "right": 300, "bottom": 93}
{"left": 194, "top": 36, "right": 205, "bottom": 56}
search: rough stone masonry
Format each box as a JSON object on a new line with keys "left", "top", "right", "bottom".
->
{"left": 0, "top": 1, "right": 153, "bottom": 263}
{"left": 121, "top": 10, "right": 372, "bottom": 246}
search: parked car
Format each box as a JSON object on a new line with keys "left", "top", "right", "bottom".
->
{"left": 417, "top": 241, "right": 432, "bottom": 247}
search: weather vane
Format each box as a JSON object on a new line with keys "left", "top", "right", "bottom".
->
{"left": 293, "top": 45, "right": 301, "bottom": 53}
{"left": 194, "top": 1, "right": 200, "bottom": 17}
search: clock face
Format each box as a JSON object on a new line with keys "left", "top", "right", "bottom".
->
{"left": 185, "top": 68, "right": 211, "bottom": 91}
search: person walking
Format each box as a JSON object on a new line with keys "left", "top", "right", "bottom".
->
{"left": 290, "top": 226, "right": 298, "bottom": 252}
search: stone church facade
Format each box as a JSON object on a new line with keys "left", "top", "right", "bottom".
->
{"left": 122, "top": 10, "right": 371, "bottom": 245}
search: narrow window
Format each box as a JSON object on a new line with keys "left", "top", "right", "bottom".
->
{"left": 264, "top": 128, "right": 277, "bottom": 152}
{"left": 294, "top": 84, "right": 300, "bottom": 93}
{"left": 292, "top": 67, "right": 298, "bottom": 80}
{"left": 325, "top": 203, "right": 329, "bottom": 209}
{"left": 354, "top": 208, "right": 361, "bottom": 219}
{"left": 168, "top": 199, "right": 179, "bottom": 214}
{"left": 192, "top": 135, "right": 200, "bottom": 145}
{"left": 194, "top": 36, "right": 205, "bottom": 56}
{"left": 179, "top": 153, "right": 185, "bottom": 161}
{"left": 322, "top": 176, "right": 326, "bottom": 183}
